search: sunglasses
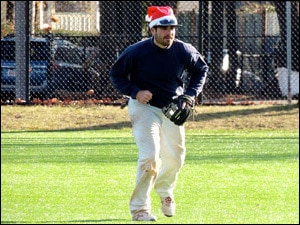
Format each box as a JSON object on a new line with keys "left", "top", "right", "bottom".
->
{"left": 154, "top": 18, "right": 179, "bottom": 27}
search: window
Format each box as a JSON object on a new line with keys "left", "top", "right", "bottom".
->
{"left": 55, "top": 1, "right": 90, "bottom": 13}
{"left": 1, "top": 40, "right": 49, "bottom": 61}
{"left": 55, "top": 47, "right": 83, "bottom": 65}
{"left": 1, "top": 41, "right": 15, "bottom": 60}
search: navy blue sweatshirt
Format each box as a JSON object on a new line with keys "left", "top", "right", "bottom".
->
{"left": 109, "top": 37, "right": 208, "bottom": 109}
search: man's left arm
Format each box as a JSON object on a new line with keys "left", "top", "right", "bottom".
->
{"left": 185, "top": 56, "right": 209, "bottom": 98}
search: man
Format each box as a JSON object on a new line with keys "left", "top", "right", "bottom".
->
{"left": 109, "top": 6, "right": 208, "bottom": 222}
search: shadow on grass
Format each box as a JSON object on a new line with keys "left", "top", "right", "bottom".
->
{"left": 1, "top": 219, "right": 128, "bottom": 224}
{"left": 1, "top": 103, "right": 298, "bottom": 133}
{"left": 186, "top": 151, "right": 299, "bottom": 163}
{"left": 1, "top": 133, "right": 298, "bottom": 164}
{"left": 0, "top": 121, "right": 133, "bottom": 133}
{"left": 192, "top": 103, "right": 299, "bottom": 121}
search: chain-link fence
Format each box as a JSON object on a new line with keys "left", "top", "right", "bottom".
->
{"left": 1, "top": 1, "right": 299, "bottom": 104}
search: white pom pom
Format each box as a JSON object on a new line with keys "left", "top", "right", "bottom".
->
{"left": 145, "top": 15, "right": 152, "bottom": 22}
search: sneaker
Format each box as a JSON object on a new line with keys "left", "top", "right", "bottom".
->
{"left": 132, "top": 211, "right": 157, "bottom": 221}
{"left": 161, "top": 196, "right": 175, "bottom": 217}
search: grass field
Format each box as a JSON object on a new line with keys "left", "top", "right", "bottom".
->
{"left": 1, "top": 104, "right": 299, "bottom": 224}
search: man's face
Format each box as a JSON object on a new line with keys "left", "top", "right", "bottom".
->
{"left": 151, "top": 26, "right": 176, "bottom": 48}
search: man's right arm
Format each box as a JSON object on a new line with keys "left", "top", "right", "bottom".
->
{"left": 108, "top": 53, "right": 140, "bottom": 99}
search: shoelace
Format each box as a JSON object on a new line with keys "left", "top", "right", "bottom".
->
{"left": 134, "top": 212, "right": 146, "bottom": 220}
{"left": 163, "top": 197, "right": 173, "bottom": 206}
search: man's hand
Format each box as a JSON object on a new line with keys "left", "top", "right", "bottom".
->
{"left": 136, "top": 90, "right": 153, "bottom": 104}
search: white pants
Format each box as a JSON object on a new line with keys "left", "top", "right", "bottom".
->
{"left": 128, "top": 98, "right": 186, "bottom": 215}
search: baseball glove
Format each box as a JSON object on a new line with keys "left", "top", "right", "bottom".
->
{"left": 162, "top": 94, "right": 195, "bottom": 126}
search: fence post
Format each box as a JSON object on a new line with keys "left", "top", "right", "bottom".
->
{"left": 286, "top": 1, "right": 292, "bottom": 103}
{"left": 15, "top": 1, "right": 30, "bottom": 103}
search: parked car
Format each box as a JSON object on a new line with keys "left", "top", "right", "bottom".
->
{"left": 1, "top": 35, "right": 96, "bottom": 101}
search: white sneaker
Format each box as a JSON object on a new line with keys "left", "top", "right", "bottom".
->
{"left": 161, "top": 196, "right": 175, "bottom": 217}
{"left": 132, "top": 211, "right": 157, "bottom": 221}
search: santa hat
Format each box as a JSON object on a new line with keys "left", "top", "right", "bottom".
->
{"left": 145, "top": 6, "right": 178, "bottom": 28}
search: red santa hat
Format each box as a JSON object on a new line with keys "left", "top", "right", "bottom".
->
{"left": 145, "top": 6, "right": 179, "bottom": 28}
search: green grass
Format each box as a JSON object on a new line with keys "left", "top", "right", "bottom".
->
{"left": 1, "top": 129, "right": 299, "bottom": 224}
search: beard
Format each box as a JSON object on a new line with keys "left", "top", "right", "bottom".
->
{"left": 154, "top": 34, "right": 174, "bottom": 48}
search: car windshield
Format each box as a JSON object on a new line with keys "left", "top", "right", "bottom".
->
{"left": 54, "top": 47, "right": 84, "bottom": 65}
{"left": 1, "top": 40, "right": 49, "bottom": 61}
{"left": 30, "top": 42, "right": 49, "bottom": 61}
{"left": 1, "top": 41, "right": 15, "bottom": 61}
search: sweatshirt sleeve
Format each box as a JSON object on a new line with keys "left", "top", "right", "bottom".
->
{"left": 184, "top": 45, "right": 209, "bottom": 97}
{"left": 108, "top": 49, "right": 140, "bottom": 99}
